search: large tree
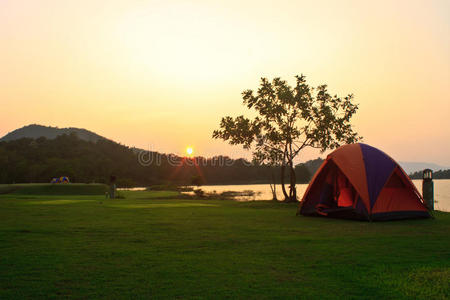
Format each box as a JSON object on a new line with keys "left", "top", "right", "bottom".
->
{"left": 213, "top": 75, "right": 362, "bottom": 202}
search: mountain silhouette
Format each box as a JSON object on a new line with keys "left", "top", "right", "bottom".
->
{"left": 0, "top": 124, "right": 107, "bottom": 142}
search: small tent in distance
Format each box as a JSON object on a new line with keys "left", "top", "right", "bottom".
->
{"left": 50, "top": 176, "right": 70, "bottom": 184}
{"left": 297, "top": 143, "right": 431, "bottom": 221}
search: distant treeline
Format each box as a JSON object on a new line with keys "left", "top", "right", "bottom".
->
{"left": 409, "top": 169, "right": 450, "bottom": 180}
{"left": 0, "top": 133, "right": 321, "bottom": 187}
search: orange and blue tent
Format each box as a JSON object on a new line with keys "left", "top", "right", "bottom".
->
{"left": 59, "top": 176, "right": 70, "bottom": 183}
{"left": 297, "top": 143, "right": 430, "bottom": 221}
{"left": 50, "top": 176, "right": 70, "bottom": 184}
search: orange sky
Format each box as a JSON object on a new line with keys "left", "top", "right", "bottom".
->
{"left": 1, "top": 0, "right": 449, "bottom": 165}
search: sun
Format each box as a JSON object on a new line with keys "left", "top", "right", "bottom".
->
{"left": 186, "top": 147, "right": 194, "bottom": 156}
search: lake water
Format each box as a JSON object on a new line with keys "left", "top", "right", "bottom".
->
{"left": 197, "top": 179, "right": 450, "bottom": 212}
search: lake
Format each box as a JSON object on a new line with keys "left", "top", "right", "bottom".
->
{"left": 197, "top": 179, "right": 450, "bottom": 212}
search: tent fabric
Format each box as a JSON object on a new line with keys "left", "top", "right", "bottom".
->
{"left": 329, "top": 144, "right": 370, "bottom": 210}
{"left": 297, "top": 143, "right": 430, "bottom": 221}
{"left": 51, "top": 176, "right": 70, "bottom": 184}
{"left": 60, "top": 176, "right": 70, "bottom": 183}
{"left": 372, "top": 169, "right": 427, "bottom": 214}
{"left": 360, "top": 144, "right": 397, "bottom": 208}
{"left": 337, "top": 188, "right": 354, "bottom": 207}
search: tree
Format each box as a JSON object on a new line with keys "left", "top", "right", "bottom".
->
{"left": 252, "top": 151, "right": 281, "bottom": 201}
{"left": 295, "top": 164, "right": 312, "bottom": 184}
{"left": 213, "top": 75, "right": 362, "bottom": 202}
{"left": 191, "top": 175, "right": 204, "bottom": 187}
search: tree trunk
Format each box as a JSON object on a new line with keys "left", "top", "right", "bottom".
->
{"left": 270, "top": 172, "right": 277, "bottom": 201}
{"left": 283, "top": 138, "right": 297, "bottom": 203}
{"left": 290, "top": 163, "right": 297, "bottom": 201}
{"left": 280, "top": 164, "right": 289, "bottom": 201}
{"left": 285, "top": 158, "right": 297, "bottom": 203}
{"left": 280, "top": 145, "right": 289, "bottom": 201}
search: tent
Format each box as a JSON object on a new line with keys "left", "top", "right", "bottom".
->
{"left": 297, "top": 143, "right": 431, "bottom": 221}
{"left": 59, "top": 176, "right": 70, "bottom": 183}
{"left": 50, "top": 176, "right": 70, "bottom": 184}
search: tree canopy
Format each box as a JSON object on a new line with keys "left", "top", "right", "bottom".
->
{"left": 213, "top": 75, "right": 361, "bottom": 201}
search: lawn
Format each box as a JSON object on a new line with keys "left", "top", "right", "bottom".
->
{"left": 0, "top": 189, "right": 448, "bottom": 299}
{"left": 0, "top": 183, "right": 108, "bottom": 196}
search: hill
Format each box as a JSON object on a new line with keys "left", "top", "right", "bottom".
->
{"left": 0, "top": 133, "right": 314, "bottom": 186}
{"left": 0, "top": 124, "right": 106, "bottom": 142}
{"left": 398, "top": 161, "right": 450, "bottom": 175}
{"left": 296, "top": 158, "right": 324, "bottom": 175}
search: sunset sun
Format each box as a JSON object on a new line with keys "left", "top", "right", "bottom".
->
{"left": 186, "top": 147, "right": 194, "bottom": 156}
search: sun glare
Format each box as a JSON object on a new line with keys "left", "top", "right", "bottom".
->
{"left": 186, "top": 147, "right": 194, "bottom": 156}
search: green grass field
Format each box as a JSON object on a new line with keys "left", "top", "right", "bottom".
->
{"left": 0, "top": 183, "right": 108, "bottom": 196}
{"left": 0, "top": 188, "right": 449, "bottom": 299}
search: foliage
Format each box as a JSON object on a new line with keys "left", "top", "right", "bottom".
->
{"left": 191, "top": 175, "right": 204, "bottom": 187}
{"left": 213, "top": 75, "right": 361, "bottom": 201}
{"left": 298, "top": 157, "right": 324, "bottom": 175}
{"left": 0, "top": 134, "right": 313, "bottom": 186}
{"left": 410, "top": 169, "right": 450, "bottom": 180}
{"left": 193, "top": 188, "right": 205, "bottom": 197}
{"left": 294, "top": 164, "right": 312, "bottom": 183}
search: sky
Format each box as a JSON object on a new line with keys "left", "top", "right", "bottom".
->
{"left": 0, "top": 0, "right": 449, "bottom": 165}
